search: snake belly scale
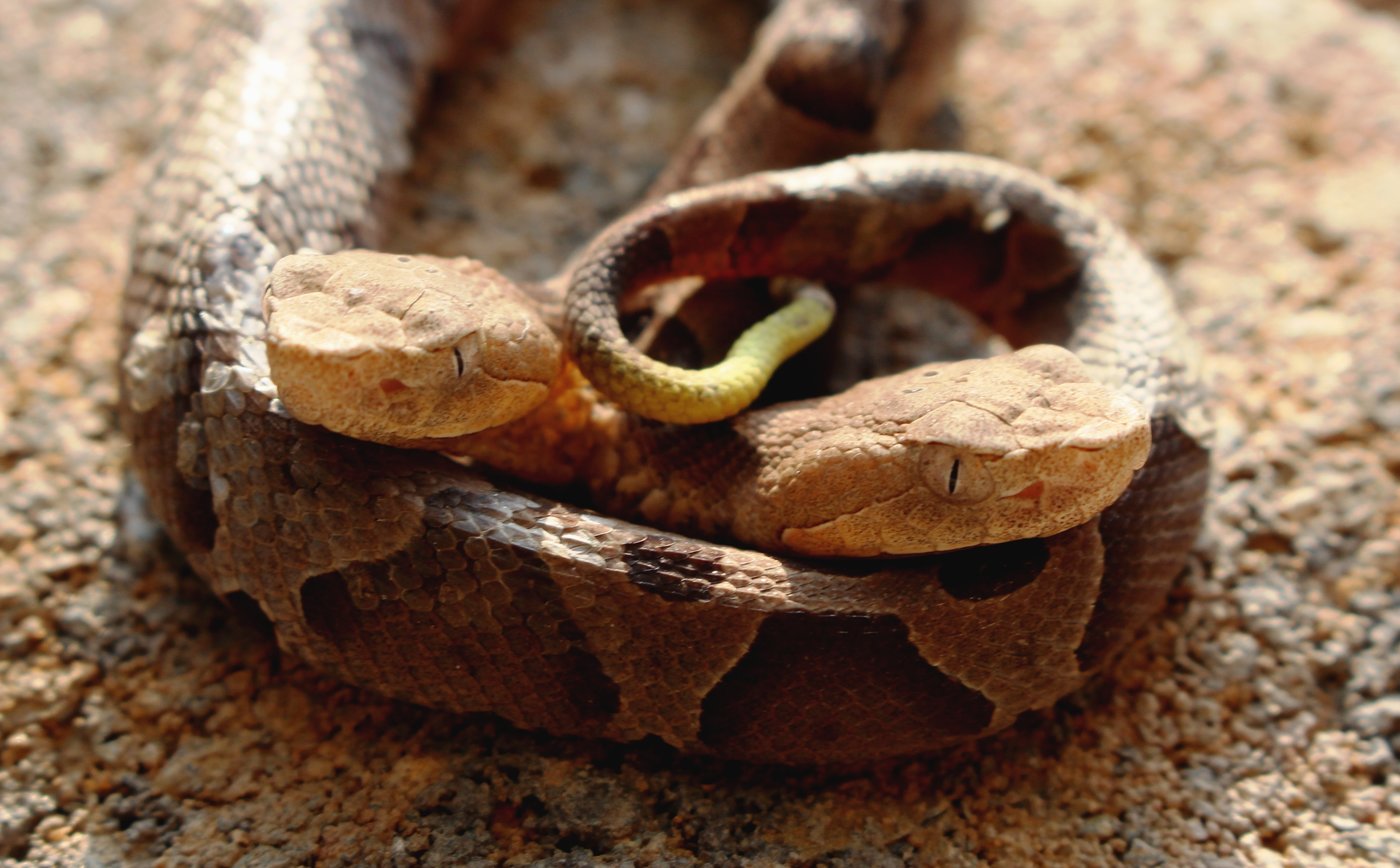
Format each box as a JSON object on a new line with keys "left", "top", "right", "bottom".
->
{"left": 118, "top": 0, "right": 1210, "bottom": 764}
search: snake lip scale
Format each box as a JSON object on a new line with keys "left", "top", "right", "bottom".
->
{"left": 118, "top": 0, "right": 1211, "bottom": 764}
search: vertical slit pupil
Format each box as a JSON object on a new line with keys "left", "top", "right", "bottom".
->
{"left": 948, "top": 458, "right": 960, "bottom": 494}
{"left": 453, "top": 347, "right": 465, "bottom": 377}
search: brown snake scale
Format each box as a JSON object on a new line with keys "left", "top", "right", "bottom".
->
{"left": 119, "top": 0, "right": 1210, "bottom": 763}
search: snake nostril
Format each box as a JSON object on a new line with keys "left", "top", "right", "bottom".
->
{"left": 1005, "top": 480, "right": 1044, "bottom": 501}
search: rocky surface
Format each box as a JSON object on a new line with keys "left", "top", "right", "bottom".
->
{"left": 3, "top": 0, "right": 1399, "bottom": 864}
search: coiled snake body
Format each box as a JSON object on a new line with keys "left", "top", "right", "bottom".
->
{"left": 120, "top": 0, "right": 1211, "bottom": 764}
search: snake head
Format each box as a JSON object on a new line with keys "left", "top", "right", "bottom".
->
{"left": 264, "top": 250, "right": 561, "bottom": 445}
{"left": 770, "top": 344, "right": 1152, "bottom": 557}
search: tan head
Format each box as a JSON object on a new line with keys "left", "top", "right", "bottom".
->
{"left": 756, "top": 345, "right": 1152, "bottom": 557}
{"left": 264, "top": 251, "right": 561, "bottom": 445}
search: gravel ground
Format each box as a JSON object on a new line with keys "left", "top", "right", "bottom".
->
{"left": 3, "top": 0, "right": 1399, "bottom": 864}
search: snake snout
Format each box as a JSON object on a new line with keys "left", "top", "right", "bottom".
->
{"left": 1037, "top": 387, "right": 1151, "bottom": 475}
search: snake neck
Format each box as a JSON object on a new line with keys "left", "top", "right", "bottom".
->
{"left": 443, "top": 361, "right": 780, "bottom": 548}
{"left": 442, "top": 363, "right": 616, "bottom": 488}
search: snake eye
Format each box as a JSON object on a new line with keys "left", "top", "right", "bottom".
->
{"left": 920, "top": 448, "right": 993, "bottom": 503}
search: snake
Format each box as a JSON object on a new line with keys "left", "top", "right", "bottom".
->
{"left": 118, "top": 0, "right": 1212, "bottom": 764}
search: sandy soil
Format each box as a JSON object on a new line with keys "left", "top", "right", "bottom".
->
{"left": 2, "top": 0, "right": 1399, "bottom": 864}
